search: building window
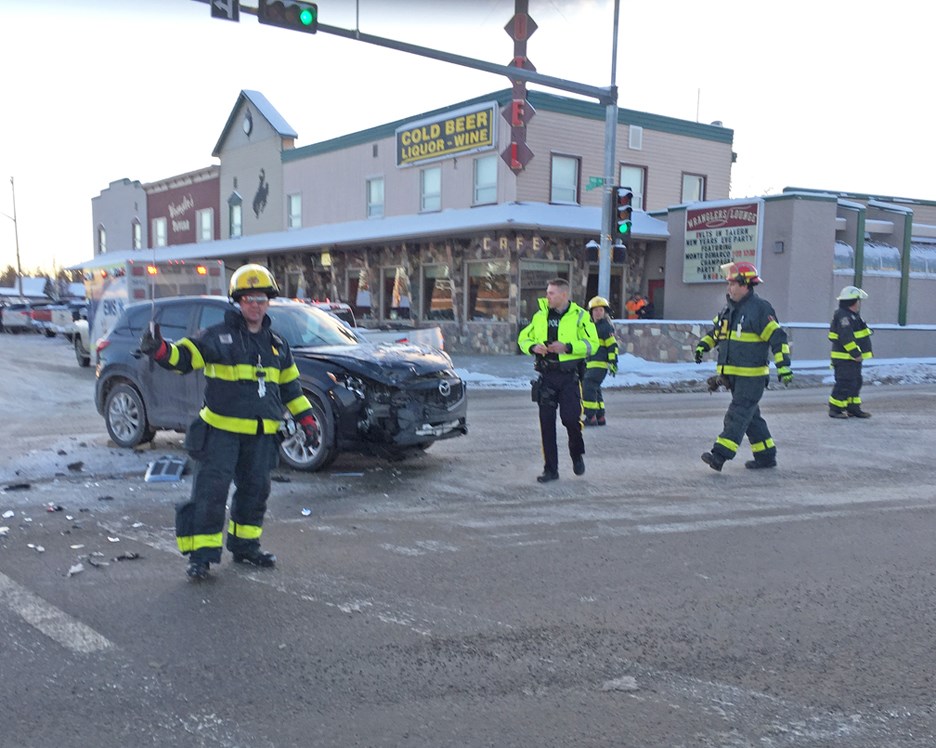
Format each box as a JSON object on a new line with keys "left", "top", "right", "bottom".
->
{"left": 420, "top": 167, "right": 441, "bottom": 213}
{"left": 151, "top": 217, "right": 167, "bottom": 247}
{"left": 619, "top": 164, "right": 646, "bottom": 210}
{"left": 228, "top": 191, "right": 243, "bottom": 238}
{"left": 550, "top": 155, "right": 579, "bottom": 204}
{"left": 367, "top": 178, "right": 384, "bottom": 218}
{"left": 473, "top": 155, "right": 497, "bottom": 205}
{"left": 519, "top": 260, "right": 571, "bottom": 325}
{"left": 381, "top": 266, "right": 412, "bottom": 320}
{"left": 628, "top": 125, "right": 643, "bottom": 150}
{"left": 682, "top": 174, "right": 705, "bottom": 203}
{"left": 423, "top": 264, "right": 454, "bottom": 321}
{"left": 97, "top": 225, "right": 106, "bottom": 254}
{"left": 466, "top": 260, "right": 510, "bottom": 322}
{"left": 287, "top": 193, "right": 302, "bottom": 229}
{"left": 347, "top": 266, "right": 374, "bottom": 320}
{"left": 196, "top": 208, "right": 213, "bottom": 242}
{"left": 132, "top": 220, "right": 142, "bottom": 250}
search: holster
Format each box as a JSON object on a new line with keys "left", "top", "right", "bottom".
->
{"left": 530, "top": 377, "right": 542, "bottom": 403}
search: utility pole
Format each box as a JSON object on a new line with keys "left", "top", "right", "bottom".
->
{"left": 2, "top": 177, "right": 24, "bottom": 300}
{"left": 597, "top": 0, "right": 621, "bottom": 301}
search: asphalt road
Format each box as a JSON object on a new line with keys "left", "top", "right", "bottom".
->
{"left": 2, "top": 332, "right": 936, "bottom": 747}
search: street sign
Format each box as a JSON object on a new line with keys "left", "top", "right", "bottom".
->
{"left": 585, "top": 176, "right": 605, "bottom": 191}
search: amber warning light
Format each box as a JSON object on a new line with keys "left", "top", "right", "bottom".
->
{"left": 146, "top": 265, "right": 158, "bottom": 276}
{"left": 195, "top": 265, "right": 208, "bottom": 276}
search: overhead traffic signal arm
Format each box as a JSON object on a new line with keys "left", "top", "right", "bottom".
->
{"left": 615, "top": 186, "right": 634, "bottom": 237}
{"left": 258, "top": 0, "right": 318, "bottom": 33}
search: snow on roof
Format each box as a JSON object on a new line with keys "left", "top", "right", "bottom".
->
{"left": 212, "top": 90, "right": 298, "bottom": 157}
{"left": 68, "top": 202, "right": 670, "bottom": 270}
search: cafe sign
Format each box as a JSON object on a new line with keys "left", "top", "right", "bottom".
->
{"left": 396, "top": 102, "right": 497, "bottom": 167}
{"left": 683, "top": 200, "right": 764, "bottom": 283}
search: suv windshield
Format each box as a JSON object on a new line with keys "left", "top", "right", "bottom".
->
{"left": 267, "top": 302, "right": 359, "bottom": 348}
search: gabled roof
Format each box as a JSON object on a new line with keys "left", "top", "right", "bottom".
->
{"left": 69, "top": 202, "right": 669, "bottom": 270}
{"left": 212, "top": 90, "right": 298, "bottom": 157}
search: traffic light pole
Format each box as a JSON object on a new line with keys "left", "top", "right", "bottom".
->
{"left": 598, "top": 0, "right": 620, "bottom": 302}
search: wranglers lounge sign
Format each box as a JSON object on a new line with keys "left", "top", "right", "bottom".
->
{"left": 683, "top": 200, "right": 764, "bottom": 283}
{"left": 396, "top": 103, "right": 497, "bottom": 167}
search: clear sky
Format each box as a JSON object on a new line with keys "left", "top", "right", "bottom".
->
{"left": 0, "top": 0, "right": 931, "bottom": 274}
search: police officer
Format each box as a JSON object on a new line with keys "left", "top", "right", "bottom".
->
{"left": 829, "top": 285, "right": 872, "bottom": 418}
{"left": 518, "top": 278, "right": 599, "bottom": 483}
{"left": 582, "top": 296, "right": 618, "bottom": 426}
{"left": 694, "top": 262, "right": 792, "bottom": 471}
{"left": 140, "top": 264, "right": 320, "bottom": 580}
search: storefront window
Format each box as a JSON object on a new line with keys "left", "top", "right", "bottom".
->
{"left": 423, "top": 264, "right": 454, "bottom": 320}
{"left": 348, "top": 267, "right": 373, "bottom": 320}
{"left": 382, "top": 266, "right": 412, "bottom": 320}
{"left": 467, "top": 260, "right": 510, "bottom": 321}
{"left": 519, "top": 260, "right": 570, "bottom": 325}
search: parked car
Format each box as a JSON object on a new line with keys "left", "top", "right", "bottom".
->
{"left": 49, "top": 300, "right": 88, "bottom": 340}
{"left": 2, "top": 303, "right": 36, "bottom": 333}
{"left": 94, "top": 296, "right": 468, "bottom": 471}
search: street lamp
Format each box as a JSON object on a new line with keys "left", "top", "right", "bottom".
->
{"left": 1, "top": 177, "right": 24, "bottom": 300}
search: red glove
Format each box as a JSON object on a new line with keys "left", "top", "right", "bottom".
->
{"left": 299, "top": 414, "right": 320, "bottom": 449}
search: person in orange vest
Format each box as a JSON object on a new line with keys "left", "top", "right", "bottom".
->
{"left": 625, "top": 293, "right": 648, "bottom": 319}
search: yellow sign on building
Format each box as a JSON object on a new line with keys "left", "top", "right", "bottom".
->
{"left": 396, "top": 103, "right": 497, "bottom": 167}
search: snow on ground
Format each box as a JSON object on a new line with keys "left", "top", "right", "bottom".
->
{"left": 453, "top": 354, "right": 936, "bottom": 391}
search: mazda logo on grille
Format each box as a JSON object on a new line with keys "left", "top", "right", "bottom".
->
{"left": 438, "top": 380, "right": 451, "bottom": 396}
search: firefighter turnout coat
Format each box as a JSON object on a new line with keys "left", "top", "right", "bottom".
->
{"left": 696, "top": 291, "right": 790, "bottom": 378}
{"left": 829, "top": 307, "right": 873, "bottom": 363}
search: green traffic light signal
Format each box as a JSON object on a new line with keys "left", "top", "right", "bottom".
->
{"left": 258, "top": 0, "right": 318, "bottom": 34}
{"left": 298, "top": 6, "right": 315, "bottom": 26}
{"left": 615, "top": 186, "right": 634, "bottom": 235}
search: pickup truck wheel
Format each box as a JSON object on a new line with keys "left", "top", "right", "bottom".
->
{"left": 278, "top": 400, "right": 335, "bottom": 472}
{"left": 104, "top": 383, "right": 155, "bottom": 448}
{"left": 75, "top": 337, "right": 90, "bottom": 367}
{"left": 44, "top": 329, "right": 56, "bottom": 338}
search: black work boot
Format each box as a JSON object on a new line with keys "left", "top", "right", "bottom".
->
{"left": 829, "top": 408, "right": 849, "bottom": 419}
{"left": 573, "top": 456, "right": 586, "bottom": 476}
{"left": 232, "top": 549, "right": 277, "bottom": 568}
{"left": 847, "top": 408, "right": 872, "bottom": 419}
{"left": 744, "top": 458, "right": 777, "bottom": 469}
{"left": 186, "top": 560, "right": 210, "bottom": 581}
{"left": 701, "top": 452, "right": 725, "bottom": 472}
{"left": 537, "top": 470, "right": 559, "bottom": 483}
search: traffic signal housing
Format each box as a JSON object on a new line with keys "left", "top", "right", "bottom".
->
{"left": 615, "top": 186, "right": 634, "bottom": 237}
{"left": 258, "top": 0, "right": 318, "bottom": 33}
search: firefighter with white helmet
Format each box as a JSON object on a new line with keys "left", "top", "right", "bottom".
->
{"left": 582, "top": 296, "right": 618, "bottom": 426}
{"left": 693, "top": 262, "right": 792, "bottom": 471}
{"left": 140, "top": 263, "right": 320, "bottom": 580}
{"left": 828, "top": 285, "right": 872, "bottom": 418}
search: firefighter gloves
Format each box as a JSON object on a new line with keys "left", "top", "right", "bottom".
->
{"left": 140, "top": 323, "right": 167, "bottom": 360}
{"left": 299, "top": 414, "right": 320, "bottom": 449}
{"left": 694, "top": 346, "right": 705, "bottom": 364}
{"left": 777, "top": 366, "right": 793, "bottom": 386}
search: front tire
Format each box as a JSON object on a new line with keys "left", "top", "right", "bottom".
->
{"left": 104, "top": 382, "right": 155, "bottom": 447}
{"left": 278, "top": 399, "right": 335, "bottom": 472}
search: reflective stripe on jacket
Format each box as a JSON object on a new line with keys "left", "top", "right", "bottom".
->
{"left": 586, "top": 317, "right": 618, "bottom": 370}
{"left": 829, "top": 307, "right": 873, "bottom": 362}
{"left": 158, "top": 308, "right": 313, "bottom": 435}
{"left": 696, "top": 291, "right": 790, "bottom": 377}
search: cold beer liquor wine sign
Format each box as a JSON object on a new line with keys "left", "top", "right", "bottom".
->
{"left": 396, "top": 102, "right": 497, "bottom": 167}
{"left": 683, "top": 200, "right": 764, "bottom": 283}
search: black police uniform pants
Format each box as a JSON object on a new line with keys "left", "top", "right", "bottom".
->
{"left": 582, "top": 367, "right": 607, "bottom": 419}
{"left": 711, "top": 375, "right": 776, "bottom": 463}
{"left": 176, "top": 427, "right": 278, "bottom": 564}
{"left": 538, "top": 369, "right": 585, "bottom": 474}
{"left": 831, "top": 361, "right": 863, "bottom": 411}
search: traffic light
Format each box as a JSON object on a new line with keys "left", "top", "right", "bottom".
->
{"left": 258, "top": 0, "right": 318, "bottom": 33}
{"left": 615, "top": 186, "right": 634, "bottom": 237}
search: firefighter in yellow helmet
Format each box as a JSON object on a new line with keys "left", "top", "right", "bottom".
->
{"left": 694, "top": 262, "right": 792, "bottom": 471}
{"left": 582, "top": 296, "right": 618, "bottom": 426}
{"left": 139, "top": 263, "right": 319, "bottom": 580}
{"left": 828, "top": 285, "right": 872, "bottom": 418}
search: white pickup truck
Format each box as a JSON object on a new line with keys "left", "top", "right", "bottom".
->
{"left": 306, "top": 300, "right": 445, "bottom": 350}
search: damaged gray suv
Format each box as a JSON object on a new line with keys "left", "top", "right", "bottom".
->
{"left": 94, "top": 296, "right": 468, "bottom": 471}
